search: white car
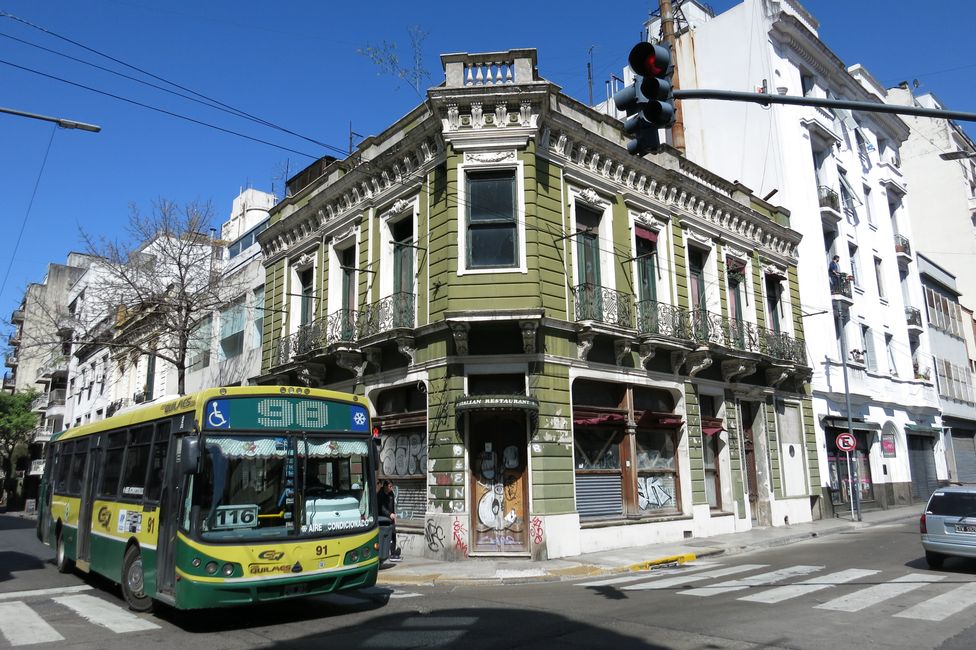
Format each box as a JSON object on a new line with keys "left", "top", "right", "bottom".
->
{"left": 920, "top": 485, "right": 976, "bottom": 569}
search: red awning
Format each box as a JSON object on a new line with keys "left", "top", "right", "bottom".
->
{"left": 573, "top": 413, "right": 626, "bottom": 426}
{"left": 725, "top": 257, "right": 746, "bottom": 273}
{"left": 701, "top": 416, "right": 725, "bottom": 436}
{"left": 635, "top": 226, "right": 658, "bottom": 243}
{"left": 636, "top": 411, "right": 684, "bottom": 429}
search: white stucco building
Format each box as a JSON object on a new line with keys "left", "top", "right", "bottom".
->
{"left": 641, "top": 0, "right": 943, "bottom": 512}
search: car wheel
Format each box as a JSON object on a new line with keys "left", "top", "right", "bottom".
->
{"left": 925, "top": 551, "right": 945, "bottom": 569}
{"left": 121, "top": 546, "right": 153, "bottom": 612}
{"left": 55, "top": 532, "right": 73, "bottom": 574}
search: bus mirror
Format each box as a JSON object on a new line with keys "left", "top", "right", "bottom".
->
{"left": 181, "top": 437, "right": 201, "bottom": 475}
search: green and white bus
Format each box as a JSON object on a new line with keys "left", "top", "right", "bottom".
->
{"left": 37, "top": 386, "right": 380, "bottom": 611}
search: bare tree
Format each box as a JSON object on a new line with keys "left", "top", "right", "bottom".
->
{"left": 358, "top": 26, "right": 431, "bottom": 98}
{"left": 77, "top": 199, "right": 243, "bottom": 396}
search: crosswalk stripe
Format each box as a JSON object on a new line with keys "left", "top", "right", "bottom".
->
{"left": 893, "top": 581, "right": 976, "bottom": 621}
{"left": 738, "top": 568, "right": 880, "bottom": 603}
{"left": 0, "top": 601, "right": 64, "bottom": 646}
{"left": 623, "top": 564, "right": 768, "bottom": 591}
{"left": 679, "top": 565, "right": 823, "bottom": 597}
{"left": 52, "top": 594, "right": 160, "bottom": 633}
{"left": 389, "top": 592, "right": 422, "bottom": 599}
{"left": 577, "top": 562, "right": 720, "bottom": 588}
{"left": 815, "top": 572, "right": 946, "bottom": 612}
{"left": 0, "top": 585, "right": 93, "bottom": 602}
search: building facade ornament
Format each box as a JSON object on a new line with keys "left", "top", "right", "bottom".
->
{"left": 519, "top": 320, "right": 538, "bottom": 354}
{"left": 614, "top": 339, "right": 632, "bottom": 366}
{"left": 686, "top": 349, "right": 713, "bottom": 378}
{"left": 722, "top": 359, "right": 757, "bottom": 383}
{"left": 449, "top": 321, "right": 470, "bottom": 355}
{"left": 464, "top": 150, "right": 517, "bottom": 165}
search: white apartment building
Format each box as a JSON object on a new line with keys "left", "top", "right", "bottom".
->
{"left": 917, "top": 254, "right": 976, "bottom": 485}
{"left": 644, "top": 0, "right": 943, "bottom": 512}
{"left": 184, "top": 188, "right": 273, "bottom": 392}
{"left": 886, "top": 87, "right": 976, "bottom": 310}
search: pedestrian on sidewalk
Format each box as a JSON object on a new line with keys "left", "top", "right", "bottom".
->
{"left": 378, "top": 479, "right": 401, "bottom": 561}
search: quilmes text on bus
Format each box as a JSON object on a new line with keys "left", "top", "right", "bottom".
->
{"left": 37, "top": 386, "right": 381, "bottom": 611}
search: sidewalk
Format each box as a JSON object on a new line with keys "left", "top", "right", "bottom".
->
{"left": 377, "top": 505, "right": 923, "bottom": 587}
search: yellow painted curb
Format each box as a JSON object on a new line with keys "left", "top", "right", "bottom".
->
{"left": 618, "top": 552, "right": 697, "bottom": 574}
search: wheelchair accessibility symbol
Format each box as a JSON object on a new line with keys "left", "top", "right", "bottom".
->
{"left": 208, "top": 400, "right": 229, "bottom": 428}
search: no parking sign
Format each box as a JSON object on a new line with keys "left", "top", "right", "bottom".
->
{"left": 836, "top": 432, "right": 857, "bottom": 452}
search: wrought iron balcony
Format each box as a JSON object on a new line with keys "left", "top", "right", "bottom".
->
{"left": 831, "top": 274, "right": 854, "bottom": 300}
{"left": 760, "top": 328, "right": 808, "bottom": 365}
{"left": 894, "top": 234, "right": 912, "bottom": 258}
{"left": 31, "top": 394, "right": 49, "bottom": 411}
{"left": 273, "top": 309, "right": 363, "bottom": 367}
{"left": 358, "top": 292, "right": 415, "bottom": 338}
{"left": 574, "top": 284, "right": 634, "bottom": 328}
{"left": 637, "top": 300, "right": 694, "bottom": 340}
{"left": 818, "top": 186, "right": 840, "bottom": 211}
{"left": 32, "top": 424, "right": 54, "bottom": 443}
{"left": 906, "top": 306, "right": 923, "bottom": 330}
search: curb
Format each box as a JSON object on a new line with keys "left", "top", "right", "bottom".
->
{"left": 376, "top": 509, "right": 921, "bottom": 587}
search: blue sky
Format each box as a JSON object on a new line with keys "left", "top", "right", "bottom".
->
{"left": 2, "top": 0, "right": 975, "bottom": 323}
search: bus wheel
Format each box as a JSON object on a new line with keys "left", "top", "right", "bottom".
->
{"left": 55, "top": 533, "right": 73, "bottom": 574}
{"left": 121, "top": 546, "right": 153, "bottom": 612}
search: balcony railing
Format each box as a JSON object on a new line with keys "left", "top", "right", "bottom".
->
{"left": 32, "top": 424, "right": 54, "bottom": 443}
{"left": 31, "top": 394, "right": 49, "bottom": 411}
{"left": 273, "top": 309, "right": 363, "bottom": 367}
{"left": 818, "top": 186, "right": 840, "bottom": 211}
{"left": 358, "top": 293, "right": 415, "bottom": 338}
{"left": 35, "top": 360, "right": 68, "bottom": 380}
{"left": 906, "top": 307, "right": 923, "bottom": 329}
{"left": 636, "top": 301, "right": 806, "bottom": 365}
{"left": 11, "top": 308, "right": 24, "bottom": 323}
{"left": 894, "top": 234, "right": 912, "bottom": 257}
{"left": 831, "top": 274, "right": 854, "bottom": 300}
{"left": 637, "top": 301, "right": 694, "bottom": 340}
{"left": 574, "top": 284, "right": 633, "bottom": 328}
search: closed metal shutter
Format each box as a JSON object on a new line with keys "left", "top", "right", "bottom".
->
{"left": 576, "top": 474, "right": 623, "bottom": 518}
{"left": 952, "top": 433, "right": 976, "bottom": 483}
{"left": 908, "top": 435, "right": 940, "bottom": 499}
{"left": 394, "top": 478, "right": 426, "bottom": 522}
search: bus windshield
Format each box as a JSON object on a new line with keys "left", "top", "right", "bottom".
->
{"left": 190, "top": 435, "right": 374, "bottom": 541}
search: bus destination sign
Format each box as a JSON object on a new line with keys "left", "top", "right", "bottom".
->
{"left": 204, "top": 397, "right": 369, "bottom": 432}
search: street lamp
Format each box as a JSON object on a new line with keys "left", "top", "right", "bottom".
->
{"left": 0, "top": 106, "right": 101, "bottom": 132}
{"left": 939, "top": 150, "right": 976, "bottom": 161}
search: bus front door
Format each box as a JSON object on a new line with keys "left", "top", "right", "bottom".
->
{"left": 75, "top": 439, "right": 97, "bottom": 570}
{"left": 155, "top": 431, "right": 178, "bottom": 596}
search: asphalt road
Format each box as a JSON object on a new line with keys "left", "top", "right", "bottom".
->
{"left": 2, "top": 512, "right": 975, "bottom": 649}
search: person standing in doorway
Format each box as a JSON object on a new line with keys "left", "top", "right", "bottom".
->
{"left": 378, "top": 480, "right": 401, "bottom": 561}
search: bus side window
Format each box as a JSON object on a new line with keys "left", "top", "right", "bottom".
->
{"left": 98, "top": 432, "right": 127, "bottom": 498}
{"left": 120, "top": 426, "right": 153, "bottom": 500}
{"left": 145, "top": 421, "right": 170, "bottom": 502}
{"left": 67, "top": 441, "right": 88, "bottom": 496}
{"left": 55, "top": 441, "right": 73, "bottom": 493}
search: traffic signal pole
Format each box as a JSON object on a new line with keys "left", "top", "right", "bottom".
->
{"left": 672, "top": 89, "right": 976, "bottom": 123}
{"left": 658, "top": 0, "right": 685, "bottom": 152}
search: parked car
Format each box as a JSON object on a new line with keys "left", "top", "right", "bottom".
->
{"left": 920, "top": 485, "right": 976, "bottom": 568}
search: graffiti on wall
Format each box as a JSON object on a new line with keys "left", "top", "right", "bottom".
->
{"left": 424, "top": 519, "right": 446, "bottom": 551}
{"left": 529, "top": 516, "right": 544, "bottom": 546}
{"left": 452, "top": 519, "right": 469, "bottom": 557}
{"left": 380, "top": 432, "right": 427, "bottom": 478}
{"left": 637, "top": 475, "right": 675, "bottom": 511}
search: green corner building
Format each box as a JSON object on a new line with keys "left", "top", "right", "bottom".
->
{"left": 258, "top": 49, "right": 816, "bottom": 560}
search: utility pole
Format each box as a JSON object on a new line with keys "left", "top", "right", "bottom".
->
{"left": 658, "top": 0, "right": 685, "bottom": 152}
{"left": 834, "top": 298, "right": 862, "bottom": 522}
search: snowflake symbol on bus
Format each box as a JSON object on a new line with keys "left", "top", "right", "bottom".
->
{"left": 353, "top": 412, "right": 366, "bottom": 426}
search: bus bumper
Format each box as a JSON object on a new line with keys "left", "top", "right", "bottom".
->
{"left": 173, "top": 561, "right": 378, "bottom": 609}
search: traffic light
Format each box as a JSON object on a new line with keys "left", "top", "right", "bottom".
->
{"left": 613, "top": 42, "right": 675, "bottom": 155}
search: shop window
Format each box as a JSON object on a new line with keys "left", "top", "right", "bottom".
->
{"left": 635, "top": 429, "right": 679, "bottom": 513}
{"left": 574, "top": 423, "right": 625, "bottom": 518}
{"left": 374, "top": 384, "right": 428, "bottom": 524}
{"left": 827, "top": 430, "right": 874, "bottom": 504}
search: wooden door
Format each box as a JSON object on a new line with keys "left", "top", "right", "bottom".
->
{"left": 468, "top": 415, "right": 528, "bottom": 554}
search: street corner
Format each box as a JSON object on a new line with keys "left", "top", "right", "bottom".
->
{"left": 621, "top": 552, "right": 700, "bottom": 574}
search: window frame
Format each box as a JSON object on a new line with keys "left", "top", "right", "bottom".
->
{"left": 456, "top": 159, "right": 526, "bottom": 276}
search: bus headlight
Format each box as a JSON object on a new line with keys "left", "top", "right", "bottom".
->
{"left": 205, "top": 561, "right": 219, "bottom": 575}
{"left": 191, "top": 558, "right": 202, "bottom": 568}
{"left": 221, "top": 563, "right": 235, "bottom": 577}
